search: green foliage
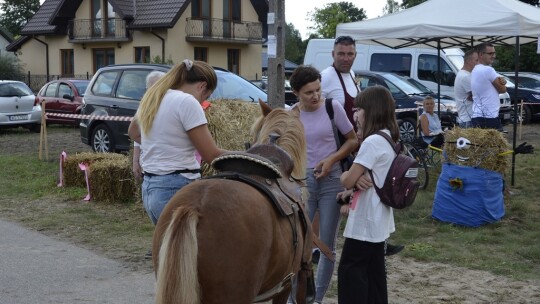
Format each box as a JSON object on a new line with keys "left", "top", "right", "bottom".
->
{"left": 0, "top": 0, "right": 40, "bottom": 37}
{"left": 494, "top": 44, "right": 540, "bottom": 73}
{"left": 400, "top": 0, "right": 427, "bottom": 9}
{"left": 0, "top": 53, "right": 25, "bottom": 80}
{"left": 383, "top": 0, "right": 401, "bottom": 15}
{"left": 285, "top": 23, "right": 305, "bottom": 65}
{"left": 310, "top": 2, "right": 366, "bottom": 38}
{"left": 150, "top": 55, "right": 174, "bottom": 65}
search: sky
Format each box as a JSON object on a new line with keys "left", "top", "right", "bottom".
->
{"left": 284, "top": 0, "right": 392, "bottom": 39}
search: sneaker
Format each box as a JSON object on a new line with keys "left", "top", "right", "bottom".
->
{"left": 386, "top": 243, "right": 404, "bottom": 256}
{"left": 144, "top": 249, "right": 152, "bottom": 259}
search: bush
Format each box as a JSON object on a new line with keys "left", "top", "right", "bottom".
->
{"left": 0, "top": 53, "right": 25, "bottom": 80}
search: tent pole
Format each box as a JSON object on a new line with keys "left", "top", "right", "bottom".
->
{"left": 510, "top": 36, "right": 520, "bottom": 186}
{"left": 437, "top": 40, "right": 441, "bottom": 116}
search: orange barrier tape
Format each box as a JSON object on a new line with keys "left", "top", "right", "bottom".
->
{"left": 45, "top": 113, "right": 133, "bottom": 121}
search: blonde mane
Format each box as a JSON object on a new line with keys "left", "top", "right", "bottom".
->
{"left": 250, "top": 108, "right": 306, "bottom": 180}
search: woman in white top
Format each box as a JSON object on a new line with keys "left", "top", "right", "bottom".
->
{"left": 128, "top": 60, "right": 224, "bottom": 225}
{"left": 339, "top": 86, "right": 399, "bottom": 304}
{"left": 419, "top": 96, "right": 445, "bottom": 148}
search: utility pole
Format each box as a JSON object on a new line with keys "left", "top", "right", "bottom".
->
{"left": 267, "top": 0, "right": 285, "bottom": 108}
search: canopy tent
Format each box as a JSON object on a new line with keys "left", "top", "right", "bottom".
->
{"left": 336, "top": 0, "right": 540, "bottom": 49}
{"left": 336, "top": 0, "right": 540, "bottom": 186}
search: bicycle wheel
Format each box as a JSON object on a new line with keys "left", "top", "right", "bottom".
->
{"left": 403, "top": 143, "right": 429, "bottom": 190}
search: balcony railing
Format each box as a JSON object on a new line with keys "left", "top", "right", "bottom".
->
{"left": 185, "top": 17, "right": 263, "bottom": 43}
{"left": 68, "top": 18, "right": 131, "bottom": 42}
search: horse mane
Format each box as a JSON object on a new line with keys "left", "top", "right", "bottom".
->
{"left": 250, "top": 108, "right": 306, "bottom": 180}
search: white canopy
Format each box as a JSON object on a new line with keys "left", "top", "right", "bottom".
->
{"left": 336, "top": 0, "right": 540, "bottom": 49}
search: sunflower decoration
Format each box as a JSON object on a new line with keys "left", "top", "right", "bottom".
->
{"left": 449, "top": 177, "right": 463, "bottom": 191}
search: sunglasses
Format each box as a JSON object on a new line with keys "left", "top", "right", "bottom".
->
{"left": 334, "top": 36, "right": 355, "bottom": 45}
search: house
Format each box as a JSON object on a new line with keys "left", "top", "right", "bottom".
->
{"left": 6, "top": 0, "right": 268, "bottom": 80}
{"left": 0, "top": 26, "right": 14, "bottom": 58}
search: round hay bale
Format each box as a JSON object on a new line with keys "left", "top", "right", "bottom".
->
{"left": 444, "top": 127, "right": 511, "bottom": 174}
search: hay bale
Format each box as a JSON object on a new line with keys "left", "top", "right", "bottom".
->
{"left": 88, "top": 155, "right": 137, "bottom": 203}
{"left": 202, "top": 99, "right": 262, "bottom": 176}
{"left": 444, "top": 127, "right": 511, "bottom": 174}
{"left": 63, "top": 152, "right": 127, "bottom": 187}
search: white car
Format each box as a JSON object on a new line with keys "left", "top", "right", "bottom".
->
{"left": 0, "top": 80, "right": 41, "bottom": 132}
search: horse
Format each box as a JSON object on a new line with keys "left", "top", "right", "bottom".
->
{"left": 152, "top": 101, "right": 314, "bottom": 304}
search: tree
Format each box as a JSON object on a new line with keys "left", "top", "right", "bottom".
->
{"left": 0, "top": 53, "right": 26, "bottom": 81}
{"left": 285, "top": 23, "right": 305, "bottom": 64}
{"left": 310, "top": 2, "right": 366, "bottom": 38}
{"left": 401, "top": 0, "right": 426, "bottom": 9}
{"left": 383, "top": 0, "right": 401, "bottom": 15}
{"left": 0, "top": 0, "right": 40, "bottom": 37}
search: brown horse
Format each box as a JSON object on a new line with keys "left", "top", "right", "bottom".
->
{"left": 152, "top": 102, "right": 313, "bottom": 304}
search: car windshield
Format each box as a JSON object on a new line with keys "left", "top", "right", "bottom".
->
{"left": 383, "top": 73, "right": 430, "bottom": 95}
{"left": 0, "top": 82, "right": 34, "bottom": 97}
{"left": 210, "top": 70, "right": 267, "bottom": 102}
{"left": 75, "top": 82, "right": 89, "bottom": 97}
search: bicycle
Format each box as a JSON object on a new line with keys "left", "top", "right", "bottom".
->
{"left": 402, "top": 140, "right": 429, "bottom": 190}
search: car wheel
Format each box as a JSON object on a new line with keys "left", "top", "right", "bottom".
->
{"left": 521, "top": 105, "right": 532, "bottom": 124}
{"left": 399, "top": 118, "right": 416, "bottom": 142}
{"left": 91, "top": 124, "right": 115, "bottom": 152}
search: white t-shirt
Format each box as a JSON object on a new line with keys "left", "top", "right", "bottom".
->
{"left": 454, "top": 69, "right": 474, "bottom": 123}
{"left": 140, "top": 89, "right": 207, "bottom": 178}
{"left": 320, "top": 66, "right": 359, "bottom": 107}
{"left": 343, "top": 130, "right": 395, "bottom": 243}
{"left": 471, "top": 64, "right": 500, "bottom": 119}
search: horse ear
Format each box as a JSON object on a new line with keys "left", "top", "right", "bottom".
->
{"left": 259, "top": 99, "right": 272, "bottom": 116}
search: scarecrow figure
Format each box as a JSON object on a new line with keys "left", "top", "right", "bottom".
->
{"left": 432, "top": 128, "right": 533, "bottom": 227}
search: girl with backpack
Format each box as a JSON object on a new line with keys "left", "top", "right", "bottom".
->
{"left": 338, "top": 86, "right": 399, "bottom": 304}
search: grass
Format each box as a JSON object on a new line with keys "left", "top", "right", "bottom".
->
{"left": 1, "top": 125, "right": 539, "bottom": 279}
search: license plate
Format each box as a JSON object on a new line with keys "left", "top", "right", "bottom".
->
{"left": 9, "top": 115, "right": 29, "bottom": 121}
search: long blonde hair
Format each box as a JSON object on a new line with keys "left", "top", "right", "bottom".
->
{"left": 137, "top": 60, "right": 217, "bottom": 135}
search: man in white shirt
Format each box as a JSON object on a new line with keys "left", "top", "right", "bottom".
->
{"left": 471, "top": 42, "right": 507, "bottom": 131}
{"left": 321, "top": 36, "right": 360, "bottom": 129}
{"left": 454, "top": 49, "right": 478, "bottom": 128}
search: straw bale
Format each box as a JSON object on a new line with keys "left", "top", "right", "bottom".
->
{"left": 87, "top": 156, "right": 137, "bottom": 203}
{"left": 202, "top": 99, "right": 262, "bottom": 176}
{"left": 63, "top": 152, "right": 127, "bottom": 187}
{"left": 444, "top": 127, "right": 511, "bottom": 174}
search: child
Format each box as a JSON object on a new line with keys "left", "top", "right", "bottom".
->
{"left": 338, "top": 86, "right": 399, "bottom": 304}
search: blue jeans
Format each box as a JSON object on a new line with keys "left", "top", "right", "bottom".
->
{"left": 459, "top": 121, "right": 473, "bottom": 128}
{"left": 471, "top": 117, "right": 503, "bottom": 131}
{"left": 141, "top": 173, "right": 195, "bottom": 225}
{"left": 307, "top": 164, "right": 343, "bottom": 302}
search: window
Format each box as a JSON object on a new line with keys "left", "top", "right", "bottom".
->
{"left": 44, "top": 83, "right": 58, "bottom": 97}
{"left": 194, "top": 47, "right": 208, "bottom": 62}
{"left": 93, "top": 48, "right": 115, "bottom": 73}
{"left": 58, "top": 83, "right": 73, "bottom": 98}
{"left": 134, "top": 47, "right": 150, "bottom": 63}
{"left": 370, "top": 53, "right": 412, "bottom": 77}
{"left": 227, "top": 49, "right": 240, "bottom": 74}
{"left": 192, "top": 0, "right": 211, "bottom": 36}
{"left": 61, "top": 49, "right": 74, "bottom": 77}
{"left": 116, "top": 70, "right": 149, "bottom": 100}
{"left": 223, "top": 0, "right": 241, "bottom": 38}
{"left": 91, "top": 70, "right": 119, "bottom": 95}
{"left": 418, "top": 54, "right": 454, "bottom": 85}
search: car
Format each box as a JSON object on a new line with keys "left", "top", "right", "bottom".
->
{"left": 37, "top": 79, "right": 90, "bottom": 125}
{"left": 355, "top": 71, "right": 458, "bottom": 141}
{"left": 80, "top": 64, "right": 268, "bottom": 152}
{"left": 250, "top": 77, "right": 297, "bottom": 105}
{"left": 501, "top": 72, "right": 540, "bottom": 90}
{"left": 0, "top": 80, "right": 41, "bottom": 132}
{"left": 499, "top": 74, "right": 540, "bottom": 124}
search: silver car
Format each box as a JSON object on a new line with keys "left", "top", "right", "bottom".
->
{"left": 0, "top": 80, "right": 41, "bottom": 132}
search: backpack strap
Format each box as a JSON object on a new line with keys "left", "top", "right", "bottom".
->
{"left": 368, "top": 131, "right": 399, "bottom": 192}
{"left": 325, "top": 98, "right": 340, "bottom": 150}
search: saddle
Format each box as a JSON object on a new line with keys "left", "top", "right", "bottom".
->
{"left": 210, "top": 143, "right": 315, "bottom": 304}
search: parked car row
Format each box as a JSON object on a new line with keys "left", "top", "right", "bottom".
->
{"left": 37, "top": 79, "right": 90, "bottom": 125}
{"left": 79, "top": 64, "right": 269, "bottom": 152}
{"left": 250, "top": 77, "right": 297, "bottom": 106}
{"left": 500, "top": 72, "right": 540, "bottom": 124}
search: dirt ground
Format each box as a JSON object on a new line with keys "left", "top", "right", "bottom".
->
{"left": 2, "top": 124, "right": 540, "bottom": 303}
